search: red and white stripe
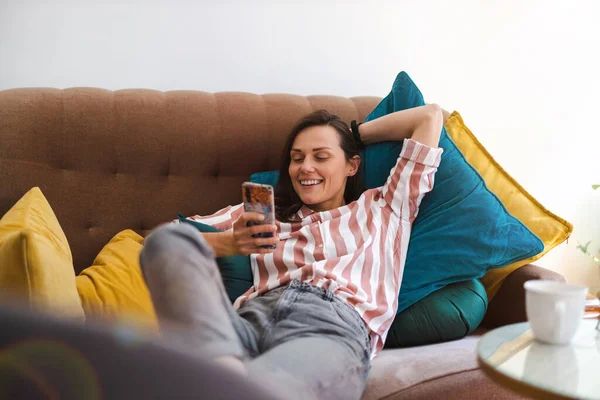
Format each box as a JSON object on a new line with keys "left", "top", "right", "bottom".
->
{"left": 186, "top": 139, "right": 443, "bottom": 358}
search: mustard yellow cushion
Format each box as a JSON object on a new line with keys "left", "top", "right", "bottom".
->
{"left": 0, "top": 187, "right": 85, "bottom": 320}
{"left": 445, "top": 112, "right": 573, "bottom": 299}
{"left": 76, "top": 229, "right": 158, "bottom": 330}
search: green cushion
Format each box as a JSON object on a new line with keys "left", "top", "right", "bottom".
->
{"left": 384, "top": 279, "right": 488, "bottom": 348}
{"left": 177, "top": 214, "right": 252, "bottom": 303}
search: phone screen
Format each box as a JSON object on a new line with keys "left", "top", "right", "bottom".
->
{"left": 242, "top": 182, "right": 276, "bottom": 249}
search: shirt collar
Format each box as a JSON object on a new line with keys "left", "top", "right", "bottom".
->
{"left": 297, "top": 204, "right": 316, "bottom": 219}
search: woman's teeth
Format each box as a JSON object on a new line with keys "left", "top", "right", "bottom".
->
{"left": 300, "top": 180, "right": 322, "bottom": 186}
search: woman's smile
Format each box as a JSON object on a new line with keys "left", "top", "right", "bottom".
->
{"left": 299, "top": 179, "right": 323, "bottom": 188}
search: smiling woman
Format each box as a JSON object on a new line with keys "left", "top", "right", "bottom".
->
{"left": 275, "top": 110, "right": 363, "bottom": 221}
{"left": 140, "top": 105, "right": 443, "bottom": 400}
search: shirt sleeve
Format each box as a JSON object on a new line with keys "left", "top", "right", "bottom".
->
{"left": 381, "top": 138, "right": 444, "bottom": 222}
{"left": 183, "top": 203, "right": 245, "bottom": 232}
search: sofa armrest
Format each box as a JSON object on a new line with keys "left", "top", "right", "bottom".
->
{"left": 481, "top": 264, "right": 566, "bottom": 328}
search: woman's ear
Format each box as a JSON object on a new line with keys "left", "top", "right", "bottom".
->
{"left": 347, "top": 155, "right": 361, "bottom": 177}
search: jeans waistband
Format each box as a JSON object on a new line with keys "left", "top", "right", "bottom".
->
{"left": 288, "top": 279, "right": 334, "bottom": 301}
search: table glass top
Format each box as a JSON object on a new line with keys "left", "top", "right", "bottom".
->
{"left": 478, "top": 319, "right": 600, "bottom": 399}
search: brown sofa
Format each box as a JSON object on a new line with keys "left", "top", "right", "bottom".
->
{"left": 0, "top": 87, "right": 565, "bottom": 399}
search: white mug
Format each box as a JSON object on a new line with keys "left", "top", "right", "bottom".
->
{"left": 524, "top": 280, "right": 587, "bottom": 345}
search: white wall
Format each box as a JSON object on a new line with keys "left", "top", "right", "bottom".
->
{"left": 2, "top": 0, "right": 599, "bottom": 287}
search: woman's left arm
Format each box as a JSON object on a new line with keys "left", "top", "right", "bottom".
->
{"left": 358, "top": 104, "right": 443, "bottom": 148}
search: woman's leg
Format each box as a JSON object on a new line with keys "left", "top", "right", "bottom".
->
{"left": 140, "top": 223, "right": 257, "bottom": 370}
{"left": 240, "top": 280, "right": 371, "bottom": 400}
{"left": 248, "top": 337, "right": 369, "bottom": 400}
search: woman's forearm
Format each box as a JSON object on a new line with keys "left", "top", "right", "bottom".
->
{"left": 358, "top": 104, "right": 443, "bottom": 148}
{"left": 202, "top": 231, "right": 236, "bottom": 258}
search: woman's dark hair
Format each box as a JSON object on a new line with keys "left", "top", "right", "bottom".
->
{"left": 275, "top": 110, "right": 364, "bottom": 222}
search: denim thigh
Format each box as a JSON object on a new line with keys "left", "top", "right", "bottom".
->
{"left": 238, "top": 280, "right": 372, "bottom": 400}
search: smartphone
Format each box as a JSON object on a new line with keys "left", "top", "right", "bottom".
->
{"left": 242, "top": 182, "right": 276, "bottom": 249}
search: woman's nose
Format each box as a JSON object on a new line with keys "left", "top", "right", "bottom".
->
{"left": 299, "top": 159, "right": 315, "bottom": 172}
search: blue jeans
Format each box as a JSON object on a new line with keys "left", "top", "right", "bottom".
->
{"left": 140, "top": 223, "right": 371, "bottom": 400}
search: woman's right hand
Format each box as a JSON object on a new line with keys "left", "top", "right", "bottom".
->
{"left": 231, "top": 212, "right": 279, "bottom": 256}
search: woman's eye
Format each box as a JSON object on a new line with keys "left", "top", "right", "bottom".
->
{"left": 315, "top": 156, "right": 328, "bottom": 161}
{"left": 292, "top": 158, "right": 303, "bottom": 163}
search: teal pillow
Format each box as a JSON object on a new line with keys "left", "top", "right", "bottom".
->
{"left": 249, "top": 170, "right": 279, "bottom": 187}
{"left": 250, "top": 71, "right": 543, "bottom": 313}
{"left": 385, "top": 279, "right": 488, "bottom": 348}
{"left": 177, "top": 214, "right": 252, "bottom": 303}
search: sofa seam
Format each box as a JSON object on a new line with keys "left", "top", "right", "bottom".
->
{"left": 260, "top": 95, "right": 271, "bottom": 172}
{"left": 61, "top": 89, "right": 66, "bottom": 170}
{"left": 213, "top": 92, "right": 222, "bottom": 179}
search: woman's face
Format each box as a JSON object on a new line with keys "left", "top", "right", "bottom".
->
{"left": 288, "top": 125, "right": 359, "bottom": 212}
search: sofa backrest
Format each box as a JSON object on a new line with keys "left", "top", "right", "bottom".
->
{"left": 0, "top": 87, "right": 381, "bottom": 273}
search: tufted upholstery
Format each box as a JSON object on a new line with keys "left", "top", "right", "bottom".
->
{"left": 0, "top": 87, "right": 381, "bottom": 273}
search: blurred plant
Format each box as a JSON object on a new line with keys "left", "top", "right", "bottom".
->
{"left": 577, "top": 184, "right": 600, "bottom": 264}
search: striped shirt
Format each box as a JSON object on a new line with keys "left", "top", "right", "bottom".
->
{"left": 187, "top": 139, "right": 443, "bottom": 358}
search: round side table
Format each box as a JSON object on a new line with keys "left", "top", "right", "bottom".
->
{"left": 477, "top": 320, "right": 600, "bottom": 400}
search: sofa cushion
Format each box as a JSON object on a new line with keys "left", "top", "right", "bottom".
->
{"left": 251, "top": 71, "right": 544, "bottom": 313}
{"left": 444, "top": 112, "right": 573, "bottom": 300}
{"left": 0, "top": 187, "right": 85, "bottom": 320}
{"left": 385, "top": 279, "right": 487, "bottom": 348}
{"left": 177, "top": 214, "right": 253, "bottom": 303}
{"left": 363, "top": 332, "right": 485, "bottom": 400}
{"left": 76, "top": 229, "right": 158, "bottom": 330}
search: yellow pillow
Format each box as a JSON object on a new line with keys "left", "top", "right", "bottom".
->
{"left": 76, "top": 229, "right": 158, "bottom": 331}
{"left": 445, "top": 112, "right": 573, "bottom": 299}
{"left": 0, "top": 187, "right": 85, "bottom": 320}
